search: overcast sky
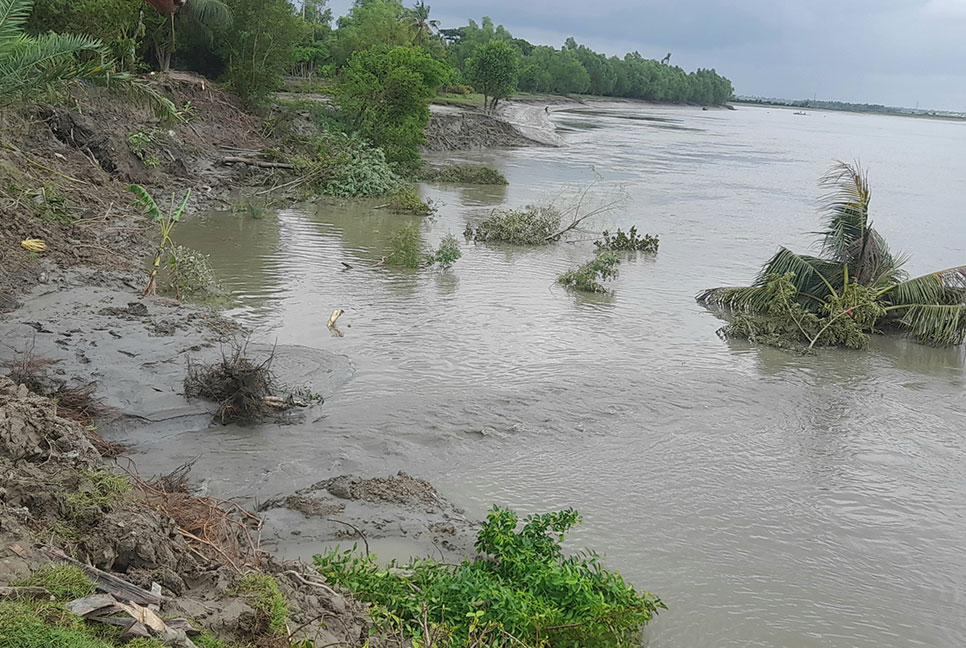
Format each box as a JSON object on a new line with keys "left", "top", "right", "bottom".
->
{"left": 327, "top": 0, "right": 966, "bottom": 111}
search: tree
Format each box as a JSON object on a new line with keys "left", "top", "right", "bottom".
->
{"left": 142, "top": 0, "right": 231, "bottom": 71}
{"left": 466, "top": 40, "right": 518, "bottom": 112}
{"left": 699, "top": 162, "right": 966, "bottom": 347}
{"left": 405, "top": 0, "right": 437, "bottom": 43}
{"left": 0, "top": 0, "right": 176, "bottom": 118}
{"left": 327, "top": 0, "right": 413, "bottom": 68}
{"left": 334, "top": 45, "right": 449, "bottom": 170}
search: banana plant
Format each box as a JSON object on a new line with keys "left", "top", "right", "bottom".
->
{"left": 128, "top": 184, "right": 190, "bottom": 296}
{"left": 699, "top": 161, "right": 966, "bottom": 346}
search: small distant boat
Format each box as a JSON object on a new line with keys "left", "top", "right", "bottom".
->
{"left": 793, "top": 111, "right": 807, "bottom": 115}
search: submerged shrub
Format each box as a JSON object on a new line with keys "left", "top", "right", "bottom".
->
{"left": 466, "top": 205, "right": 561, "bottom": 245}
{"left": 165, "top": 245, "right": 218, "bottom": 299}
{"left": 315, "top": 506, "right": 664, "bottom": 648}
{"left": 594, "top": 226, "right": 659, "bottom": 252}
{"left": 387, "top": 222, "right": 423, "bottom": 268}
{"left": 421, "top": 164, "right": 508, "bottom": 185}
{"left": 426, "top": 234, "right": 462, "bottom": 268}
{"left": 387, "top": 186, "right": 434, "bottom": 215}
{"left": 184, "top": 343, "right": 279, "bottom": 424}
{"left": 558, "top": 252, "right": 621, "bottom": 293}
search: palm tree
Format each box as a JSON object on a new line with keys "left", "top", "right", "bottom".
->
{"left": 144, "top": 0, "right": 231, "bottom": 72}
{"left": 698, "top": 161, "right": 966, "bottom": 346}
{"left": 0, "top": 0, "right": 176, "bottom": 119}
{"left": 406, "top": 1, "right": 439, "bottom": 44}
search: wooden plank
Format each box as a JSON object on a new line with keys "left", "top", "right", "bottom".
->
{"left": 66, "top": 594, "right": 118, "bottom": 617}
{"left": 40, "top": 548, "right": 166, "bottom": 607}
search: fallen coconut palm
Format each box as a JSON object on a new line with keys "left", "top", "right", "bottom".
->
{"left": 699, "top": 161, "right": 966, "bottom": 348}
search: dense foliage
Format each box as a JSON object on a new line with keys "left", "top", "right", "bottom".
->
{"left": 316, "top": 506, "right": 663, "bottom": 647}
{"left": 466, "top": 40, "right": 518, "bottom": 111}
{"left": 594, "top": 227, "right": 659, "bottom": 252}
{"left": 559, "top": 252, "right": 622, "bottom": 293}
{"left": 699, "top": 162, "right": 966, "bottom": 348}
{"left": 466, "top": 206, "right": 562, "bottom": 245}
{"left": 335, "top": 44, "right": 448, "bottom": 169}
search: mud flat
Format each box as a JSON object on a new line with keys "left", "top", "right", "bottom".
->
{"left": 424, "top": 99, "right": 574, "bottom": 151}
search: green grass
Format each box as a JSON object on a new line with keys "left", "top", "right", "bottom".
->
{"left": 432, "top": 92, "right": 485, "bottom": 108}
{"left": 233, "top": 573, "right": 288, "bottom": 636}
{"left": 65, "top": 471, "right": 131, "bottom": 518}
{"left": 13, "top": 565, "right": 94, "bottom": 600}
{"left": 0, "top": 600, "right": 170, "bottom": 648}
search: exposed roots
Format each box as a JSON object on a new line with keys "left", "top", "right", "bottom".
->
{"left": 130, "top": 463, "right": 265, "bottom": 571}
{"left": 184, "top": 340, "right": 281, "bottom": 424}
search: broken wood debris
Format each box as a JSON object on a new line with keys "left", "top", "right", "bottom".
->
{"left": 67, "top": 593, "right": 199, "bottom": 647}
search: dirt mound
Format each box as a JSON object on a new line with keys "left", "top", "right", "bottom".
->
{"left": 0, "top": 71, "right": 269, "bottom": 311}
{"left": 424, "top": 106, "right": 544, "bottom": 151}
{"left": 323, "top": 471, "right": 444, "bottom": 506}
{"left": 0, "top": 377, "right": 97, "bottom": 465}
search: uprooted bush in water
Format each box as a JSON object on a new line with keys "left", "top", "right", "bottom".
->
{"left": 465, "top": 181, "right": 627, "bottom": 246}
{"left": 388, "top": 224, "right": 462, "bottom": 269}
{"left": 595, "top": 226, "right": 659, "bottom": 253}
{"left": 184, "top": 342, "right": 306, "bottom": 423}
{"left": 316, "top": 506, "right": 664, "bottom": 648}
{"left": 558, "top": 252, "right": 622, "bottom": 293}
{"left": 420, "top": 164, "right": 508, "bottom": 185}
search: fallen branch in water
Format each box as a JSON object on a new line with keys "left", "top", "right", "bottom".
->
{"left": 220, "top": 156, "right": 295, "bottom": 169}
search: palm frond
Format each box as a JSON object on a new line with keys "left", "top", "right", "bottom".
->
{"left": 880, "top": 264, "right": 966, "bottom": 306}
{"left": 697, "top": 285, "right": 773, "bottom": 311}
{"left": 94, "top": 69, "right": 179, "bottom": 122}
{"left": 128, "top": 184, "right": 163, "bottom": 221}
{"left": 817, "top": 160, "right": 870, "bottom": 262}
{"left": 849, "top": 226, "right": 903, "bottom": 287}
{"left": 892, "top": 303, "right": 966, "bottom": 346}
{"left": 756, "top": 247, "right": 843, "bottom": 305}
{"left": 0, "top": 0, "right": 30, "bottom": 46}
{"left": 181, "top": 0, "right": 232, "bottom": 28}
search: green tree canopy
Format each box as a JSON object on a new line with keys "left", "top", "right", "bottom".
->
{"left": 466, "top": 39, "right": 518, "bottom": 111}
{"left": 335, "top": 44, "right": 449, "bottom": 169}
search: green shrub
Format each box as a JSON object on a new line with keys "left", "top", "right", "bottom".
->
{"left": 127, "top": 130, "right": 159, "bottom": 168}
{"left": 300, "top": 132, "right": 403, "bottom": 198}
{"left": 14, "top": 565, "right": 94, "bottom": 600}
{"left": 420, "top": 164, "right": 508, "bottom": 185}
{"left": 165, "top": 245, "right": 219, "bottom": 299}
{"left": 558, "top": 252, "right": 621, "bottom": 293}
{"left": 387, "top": 222, "right": 423, "bottom": 268}
{"left": 466, "top": 206, "right": 561, "bottom": 245}
{"left": 594, "top": 226, "right": 658, "bottom": 252}
{"left": 233, "top": 573, "right": 288, "bottom": 636}
{"left": 387, "top": 186, "right": 433, "bottom": 215}
{"left": 425, "top": 234, "right": 461, "bottom": 268}
{"left": 315, "top": 506, "right": 663, "bottom": 648}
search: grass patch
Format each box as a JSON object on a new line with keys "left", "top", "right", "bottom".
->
{"left": 432, "top": 92, "right": 485, "bottom": 108}
{"left": 0, "top": 600, "right": 172, "bottom": 648}
{"left": 558, "top": 252, "right": 621, "bottom": 293}
{"left": 465, "top": 206, "right": 561, "bottom": 245}
{"left": 233, "top": 573, "right": 288, "bottom": 636}
{"left": 420, "top": 164, "right": 507, "bottom": 185}
{"left": 13, "top": 565, "right": 94, "bottom": 600}
{"left": 65, "top": 471, "right": 131, "bottom": 518}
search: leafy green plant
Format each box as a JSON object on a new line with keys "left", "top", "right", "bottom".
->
{"left": 0, "top": 0, "right": 176, "bottom": 119}
{"left": 594, "top": 226, "right": 658, "bottom": 253}
{"left": 165, "top": 244, "right": 218, "bottom": 300}
{"left": 297, "top": 132, "right": 403, "bottom": 198}
{"left": 233, "top": 573, "right": 288, "bottom": 636}
{"left": 558, "top": 252, "right": 621, "bottom": 293}
{"left": 387, "top": 222, "right": 423, "bottom": 268}
{"left": 315, "top": 506, "right": 664, "bottom": 648}
{"left": 420, "top": 164, "right": 508, "bottom": 185}
{"left": 13, "top": 565, "right": 95, "bottom": 600}
{"left": 466, "top": 206, "right": 561, "bottom": 245}
{"left": 387, "top": 185, "right": 433, "bottom": 215}
{"left": 699, "top": 161, "right": 966, "bottom": 347}
{"left": 466, "top": 40, "right": 519, "bottom": 112}
{"left": 128, "top": 184, "right": 190, "bottom": 296}
{"left": 425, "top": 234, "right": 461, "bottom": 268}
{"left": 65, "top": 470, "right": 131, "bottom": 518}
{"left": 127, "top": 130, "right": 160, "bottom": 168}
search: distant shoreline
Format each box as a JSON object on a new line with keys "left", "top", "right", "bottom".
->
{"left": 733, "top": 99, "right": 966, "bottom": 122}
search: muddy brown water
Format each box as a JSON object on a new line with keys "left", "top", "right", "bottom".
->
{"left": 173, "top": 104, "right": 966, "bottom": 647}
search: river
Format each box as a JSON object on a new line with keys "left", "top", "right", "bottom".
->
{"left": 176, "top": 103, "right": 966, "bottom": 648}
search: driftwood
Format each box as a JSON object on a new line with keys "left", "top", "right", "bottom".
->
{"left": 67, "top": 593, "right": 199, "bottom": 648}
{"left": 220, "top": 156, "right": 295, "bottom": 169}
{"left": 40, "top": 548, "right": 166, "bottom": 607}
{"left": 0, "top": 586, "right": 52, "bottom": 601}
